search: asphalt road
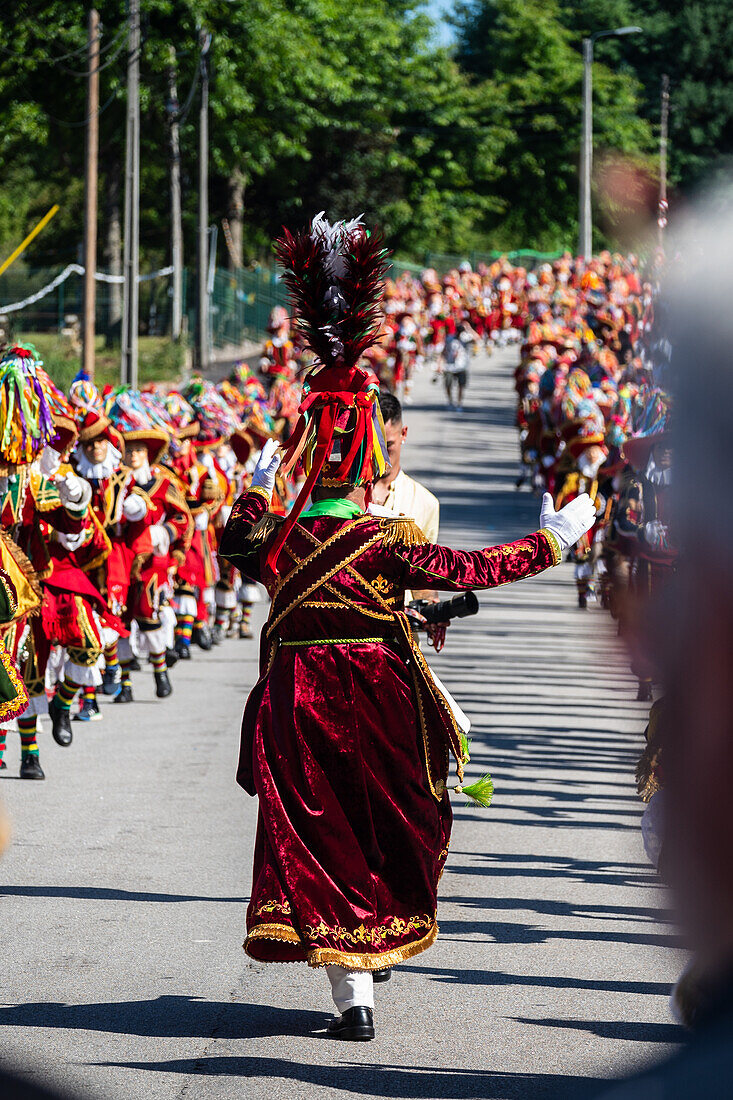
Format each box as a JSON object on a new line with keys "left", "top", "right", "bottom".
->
{"left": 0, "top": 347, "right": 683, "bottom": 1099}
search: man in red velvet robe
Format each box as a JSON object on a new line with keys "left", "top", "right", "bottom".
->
{"left": 221, "top": 439, "right": 593, "bottom": 1039}
{"left": 220, "top": 212, "right": 594, "bottom": 1042}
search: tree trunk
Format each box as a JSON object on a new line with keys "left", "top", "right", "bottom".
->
{"left": 227, "top": 169, "right": 246, "bottom": 270}
{"left": 104, "top": 170, "right": 122, "bottom": 344}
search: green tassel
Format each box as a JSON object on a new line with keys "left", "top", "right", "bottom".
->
{"left": 455, "top": 773, "right": 494, "bottom": 808}
{"left": 459, "top": 730, "right": 471, "bottom": 764}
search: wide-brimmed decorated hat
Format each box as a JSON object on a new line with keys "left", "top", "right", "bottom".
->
{"left": 0, "top": 344, "right": 56, "bottom": 465}
{"left": 106, "top": 390, "right": 170, "bottom": 465}
{"left": 622, "top": 389, "right": 672, "bottom": 470}
{"left": 77, "top": 408, "right": 125, "bottom": 452}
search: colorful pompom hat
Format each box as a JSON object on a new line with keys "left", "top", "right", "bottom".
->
{"left": 0, "top": 344, "right": 56, "bottom": 465}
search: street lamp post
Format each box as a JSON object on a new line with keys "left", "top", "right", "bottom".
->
{"left": 578, "top": 26, "right": 642, "bottom": 261}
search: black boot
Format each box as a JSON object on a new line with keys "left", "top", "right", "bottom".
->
{"left": 372, "top": 968, "right": 392, "bottom": 984}
{"left": 174, "top": 639, "right": 191, "bottom": 660}
{"left": 114, "top": 682, "right": 134, "bottom": 704}
{"left": 165, "top": 646, "right": 179, "bottom": 669}
{"left": 49, "top": 696, "right": 73, "bottom": 746}
{"left": 154, "top": 670, "right": 172, "bottom": 698}
{"left": 327, "top": 1007, "right": 374, "bottom": 1041}
{"left": 20, "top": 753, "right": 45, "bottom": 780}
{"left": 193, "top": 623, "right": 213, "bottom": 650}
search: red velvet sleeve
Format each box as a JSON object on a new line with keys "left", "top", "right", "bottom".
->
{"left": 218, "top": 488, "right": 270, "bottom": 579}
{"left": 394, "top": 529, "right": 561, "bottom": 592}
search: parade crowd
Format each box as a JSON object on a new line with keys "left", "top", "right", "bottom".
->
{"left": 0, "top": 248, "right": 666, "bottom": 793}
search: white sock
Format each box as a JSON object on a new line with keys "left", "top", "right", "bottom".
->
{"left": 326, "top": 965, "right": 374, "bottom": 1013}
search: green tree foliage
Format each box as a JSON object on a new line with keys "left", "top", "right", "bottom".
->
{"left": 0, "top": 0, "right": 728, "bottom": 269}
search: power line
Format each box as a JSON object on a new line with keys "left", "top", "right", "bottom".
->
{"left": 43, "top": 87, "right": 120, "bottom": 129}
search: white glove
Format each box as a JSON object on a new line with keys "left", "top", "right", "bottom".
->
{"left": 122, "top": 492, "right": 148, "bottom": 522}
{"left": 58, "top": 471, "right": 91, "bottom": 510}
{"left": 195, "top": 510, "right": 210, "bottom": 532}
{"left": 251, "top": 438, "right": 282, "bottom": 498}
{"left": 149, "top": 523, "right": 171, "bottom": 557}
{"left": 40, "top": 446, "right": 62, "bottom": 478}
{"left": 540, "top": 492, "right": 596, "bottom": 551}
{"left": 644, "top": 520, "right": 668, "bottom": 549}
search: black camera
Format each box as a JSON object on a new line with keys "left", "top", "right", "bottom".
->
{"left": 409, "top": 590, "right": 479, "bottom": 626}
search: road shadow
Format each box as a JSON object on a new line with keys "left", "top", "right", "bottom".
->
{"left": 94, "top": 1055, "right": 607, "bottom": 1098}
{"left": 0, "top": 886, "right": 244, "bottom": 903}
{"left": 0, "top": 996, "right": 323, "bottom": 1041}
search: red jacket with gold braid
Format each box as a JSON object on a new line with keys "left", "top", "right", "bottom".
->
{"left": 219, "top": 488, "right": 560, "bottom": 972}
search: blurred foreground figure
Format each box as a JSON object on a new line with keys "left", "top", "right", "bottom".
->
{"left": 221, "top": 213, "right": 594, "bottom": 1041}
{"left": 598, "top": 202, "right": 733, "bottom": 1097}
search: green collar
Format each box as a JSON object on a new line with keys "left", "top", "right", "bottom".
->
{"left": 301, "top": 498, "right": 364, "bottom": 520}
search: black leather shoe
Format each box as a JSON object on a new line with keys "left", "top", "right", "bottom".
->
{"left": 127, "top": 656, "right": 142, "bottom": 672}
{"left": 327, "top": 1006, "right": 374, "bottom": 1041}
{"left": 174, "top": 639, "right": 191, "bottom": 660}
{"left": 114, "top": 683, "right": 134, "bottom": 704}
{"left": 20, "top": 753, "right": 45, "bottom": 780}
{"left": 154, "top": 670, "right": 172, "bottom": 698}
{"left": 211, "top": 624, "right": 225, "bottom": 646}
{"left": 193, "top": 624, "right": 213, "bottom": 651}
{"left": 165, "top": 647, "right": 179, "bottom": 669}
{"left": 372, "top": 968, "right": 392, "bottom": 984}
{"left": 49, "top": 696, "right": 73, "bottom": 746}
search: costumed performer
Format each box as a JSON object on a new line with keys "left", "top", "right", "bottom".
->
{"left": 220, "top": 213, "right": 595, "bottom": 1041}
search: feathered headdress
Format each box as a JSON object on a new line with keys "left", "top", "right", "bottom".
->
{"left": 0, "top": 344, "right": 55, "bottom": 465}
{"left": 265, "top": 212, "right": 391, "bottom": 577}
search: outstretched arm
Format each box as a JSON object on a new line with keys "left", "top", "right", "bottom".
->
{"left": 395, "top": 493, "right": 594, "bottom": 592}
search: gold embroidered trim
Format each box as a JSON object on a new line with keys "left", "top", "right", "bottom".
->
{"left": 246, "top": 922, "right": 301, "bottom": 946}
{"left": 0, "top": 641, "right": 28, "bottom": 721}
{"left": 253, "top": 899, "right": 292, "bottom": 918}
{"left": 539, "top": 527, "right": 563, "bottom": 566}
{"left": 0, "top": 573, "right": 18, "bottom": 618}
{"left": 304, "top": 913, "right": 432, "bottom": 947}
{"left": 267, "top": 529, "right": 382, "bottom": 638}
{"left": 379, "top": 516, "right": 428, "bottom": 548}
{"left": 307, "top": 920, "right": 439, "bottom": 970}
{"left": 247, "top": 486, "right": 272, "bottom": 504}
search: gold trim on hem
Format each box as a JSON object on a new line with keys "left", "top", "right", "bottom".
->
{"left": 245, "top": 922, "right": 301, "bottom": 946}
{"left": 307, "top": 921, "right": 439, "bottom": 970}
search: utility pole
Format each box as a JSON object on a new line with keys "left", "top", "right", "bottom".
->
{"left": 578, "top": 27, "right": 642, "bottom": 262}
{"left": 82, "top": 9, "right": 100, "bottom": 379}
{"left": 167, "top": 46, "right": 183, "bottom": 342}
{"left": 578, "top": 37, "right": 593, "bottom": 262}
{"left": 197, "top": 29, "right": 211, "bottom": 373}
{"left": 658, "top": 74, "right": 670, "bottom": 252}
{"left": 121, "top": 0, "right": 140, "bottom": 388}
